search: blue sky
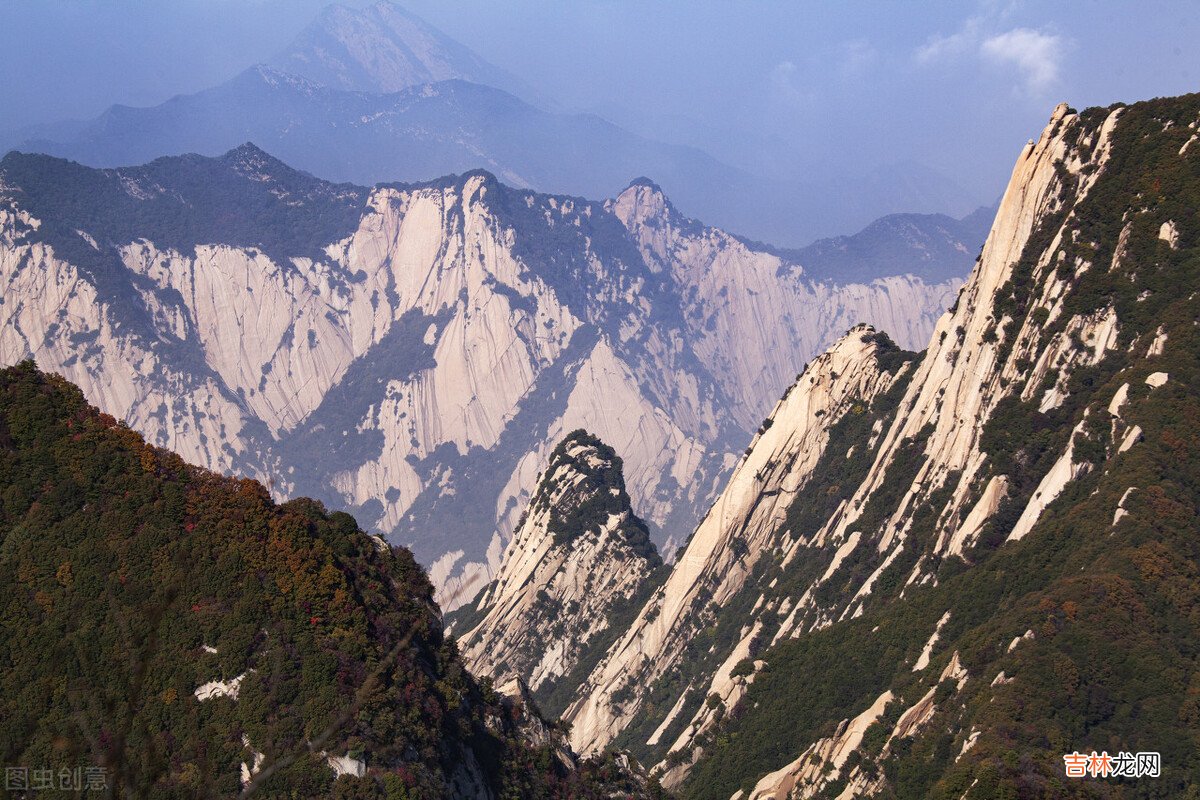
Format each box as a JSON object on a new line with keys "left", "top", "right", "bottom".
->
{"left": 1, "top": 0, "right": 1197, "bottom": 205}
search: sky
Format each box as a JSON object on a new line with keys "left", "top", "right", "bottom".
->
{"left": 1, "top": 0, "right": 1197, "bottom": 209}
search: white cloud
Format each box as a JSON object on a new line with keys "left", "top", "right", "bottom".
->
{"left": 914, "top": 11, "right": 1066, "bottom": 96}
{"left": 839, "top": 39, "right": 877, "bottom": 78}
{"left": 980, "top": 28, "right": 1063, "bottom": 94}
{"left": 769, "top": 60, "right": 806, "bottom": 106}
{"left": 915, "top": 17, "right": 982, "bottom": 65}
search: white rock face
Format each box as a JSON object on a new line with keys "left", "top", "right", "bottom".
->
{"left": 611, "top": 181, "right": 960, "bottom": 431}
{"left": 913, "top": 611, "right": 951, "bottom": 672}
{"left": 558, "top": 101, "right": 1165, "bottom": 781}
{"left": 1159, "top": 220, "right": 1180, "bottom": 248}
{"left": 194, "top": 672, "right": 250, "bottom": 702}
{"left": 1113, "top": 486, "right": 1137, "bottom": 527}
{"left": 456, "top": 432, "right": 661, "bottom": 698}
{"left": 744, "top": 690, "right": 894, "bottom": 800}
{"left": 325, "top": 754, "right": 367, "bottom": 779}
{"left": 240, "top": 735, "right": 265, "bottom": 788}
{"left": 1145, "top": 371, "right": 1169, "bottom": 388}
{"left": 940, "top": 474, "right": 1008, "bottom": 558}
{"left": 0, "top": 151, "right": 958, "bottom": 609}
{"left": 565, "top": 325, "right": 911, "bottom": 757}
{"left": 887, "top": 651, "right": 969, "bottom": 744}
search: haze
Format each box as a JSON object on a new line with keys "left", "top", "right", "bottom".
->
{"left": 2, "top": 0, "right": 1196, "bottom": 236}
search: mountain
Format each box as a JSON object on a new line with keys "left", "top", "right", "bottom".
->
{"left": 471, "top": 93, "right": 1200, "bottom": 796}
{"left": 0, "top": 3, "right": 983, "bottom": 247}
{"left": 452, "top": 430, "right": 666, "bottom": 718}
{"left": 271, "top": 1, "right": 533, "bottom": 99}
{"left": 8, "top": 65, "right": 753, "bottom": 224}
{"left": 0, "top": 360, "right": 660, "bottom": 797}
{"left": 791, "top": 204, "right": 996, "bottom": 285}
{"left": 607, "top": 178, "right": 961, "bottom": 432}
{"left": 0, "top": 144, "right": 959, "bottom": 608}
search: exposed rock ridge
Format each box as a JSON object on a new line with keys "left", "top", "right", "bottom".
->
{"left": 558, "top": 99, "right": 1151, "bottom": 783}
{"left": 456, "top": 430, "right": 662, "bottom": 702}
{"left": 564, "top": 325, "right": 912, "bottom": 757}
{"left": 647, "top": 94, "right": 1200, "bottom": 797}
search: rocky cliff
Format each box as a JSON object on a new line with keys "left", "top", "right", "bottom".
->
{"left": 454, "top": 430, "right": 664, "bottom": 717}
{"left": 611, "top": 180, "right": 955, "bottom": 431}
{"left": 538, "top": 93, "right": 1200, "bottom": 797}
{"left": 563, "top": 323, "right": 918, "bottom": 765}
{"left": 0, "top": 144, "right": 958, "bottom": 608}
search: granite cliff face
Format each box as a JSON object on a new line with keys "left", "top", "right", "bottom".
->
{"left": 566, "top": 99, "right": 1109, "bottom": 772}
{"left": 0, "top": 144, "right": 958, "bottom": 607}
{"left": 562, "top": 324, "right": 917, "bottom": 767}
{"left": 611, "top": 180, "right": 956, "bottom": 430}
{"left": 469, "top": 94, "right": 1200, "bottom": 797}
{"left": 454, "top": 431, "right": 663, "bottom": 715}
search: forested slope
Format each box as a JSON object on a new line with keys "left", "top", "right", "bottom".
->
{"left": 0, "top": 361, "right": 655, "bottom": 798}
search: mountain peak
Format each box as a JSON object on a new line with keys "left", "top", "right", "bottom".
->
{"left": 539, "top": 429, "right": 656, "bottom": 557}
{"left": 624, "top": 176, "right": 665, "bottom": 193}
{"left": 226, "top": 141, "right": 269, "bottom": 157}
{"left": 271, "top": 0, "right": 526, "bottom": 95}
{"left": 612, "top": 177, "right": 677, "bottom": 227}
{"left": 220, "top": 141, "right": 291, "bottom": 176}
{"left": 453, "top": 430, "right": 662, "bottom": 711}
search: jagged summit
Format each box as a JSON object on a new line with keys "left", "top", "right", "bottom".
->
{"left": 612, "top": 177, "right": 683, "bottom": 227}
{"left": 453, "top": 430, "right": 664, "bottom": 716}
{"left": 612, "top": 176, "right": 681, "bottom": 219}
{"left": 220, "top": 140, "right": 292, "bottom": 171}
{"left": 535, "top": 429, "right": 659, "bottom": 560}
{"left": 623, "top": 175, "right": 665, "bottom": 193}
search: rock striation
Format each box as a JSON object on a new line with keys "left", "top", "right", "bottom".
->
{"left": 563, "top": 323, "right": 916, "bottom": 763}
{"left": 0, "top": 145, "right": 958, "bottom": 608}
{"left": 455, "top": 430, "right": 663, "bottom": 713}
{"left": 522, "top": 93, "right": 1200, "bottom": 796}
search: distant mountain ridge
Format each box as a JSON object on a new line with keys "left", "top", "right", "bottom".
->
{"left": 8, "top": 65, "right": 751, "bottom": 217}
{"left": 791, "top": 204, "right": 996, "bottom": 284}
{"left": 0, "top": 1, "right": 983, "bottom": 246}
{"left": 271, "top": 0, "right": 536, "bottom": 99}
